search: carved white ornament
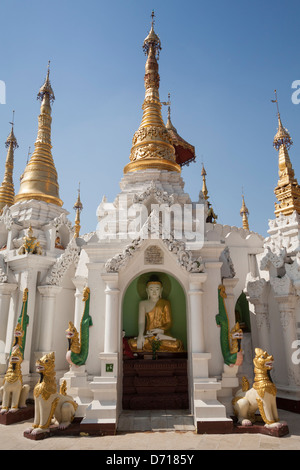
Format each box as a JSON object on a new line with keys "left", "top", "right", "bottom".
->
{"left": 133, "top": 181, "right": 177, "bottom": 206}
{"left": 53, "top": 212, "right": 74, "bottom": 234}
{"left": 105, "top": 234, "right": 204, "bottom": 274}
{"left": 44, "top": 238, "right": 80, "bottom": 286}
{"left": 0, "top": 206, "right": 14, "bottom": 230}
{"left": 0, "top": 254, "right": 8, "bottom": 283}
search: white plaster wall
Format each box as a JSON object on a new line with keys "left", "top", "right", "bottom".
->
{"left": 85, "top": 267, "right": 106, "bottom": 375}
{"left": 52, "top": 286, "right": 76, "bottom": 371}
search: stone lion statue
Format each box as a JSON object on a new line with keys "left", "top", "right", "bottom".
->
{"left": 233, "top": 348, "right": 284, "bottom": 428}
{"left": 25, "top": 352, "right": 78, "bottom": 436}
{"left": 0, "top": 346, "right": 30, "bottom": 413}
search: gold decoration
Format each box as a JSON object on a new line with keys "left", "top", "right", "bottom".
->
{"left": 124, "top": 12, "right": 180, "bottom": 174}
{"left": 128, "top": 275, "right": 184, "bottom": 353}
{"left": 18, "top": 225, "right": 42, "bottom": 255}
{"left": 229, "top": 322, "right": 243, "bottom": 354}
{"left": 0, "top": 114, "right": 18, "bottom": 212}
{"left": 15, "top": 62, "right": 63, "bottom": 207}
{"left": 240, "top": 194, "right": 249, "bottom": 230}
{"left": 272, "top": 90, "right": 300, "bottom": 216}
{"left": 66, "top": 321, "right": 81, "bottom": 354}
{"left": 73, "top": 184, "right": 83, "bottom": 238}
{"left": 0, "top": 346, "right": 30, "bottom": 412}
{"left": 28, "top": 352, "right": 78, "bottom": 434}
{"left": 201, "top": 165, "right": 217, "bottom": 223}
{"left": 232, "top": 348, "right": 280, "bottom": 426}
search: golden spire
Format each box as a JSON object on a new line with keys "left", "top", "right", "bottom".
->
{"left": 201, "top": 164, "right": 208, "bottom": 200}
{"left": 0, "top": 112, "right": 18, "bottom": 212}
{"left": 15, "top": 62, "right": 63, "bottom": 207}
{"left": 201, "top": 164, "right": 217, "bottom": 223}
{"left": 240, "top": 193, "right": 249, "bottom": 230}
{"left": 124, "top": 12, "right": 180, "bottom": 174}
{"left": 73, "top": 183, "right": 83, "bottom": 238}
{"left": 272, "top": 90, "right": 300, "bottom": 217}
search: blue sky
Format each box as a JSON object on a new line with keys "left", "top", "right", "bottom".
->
{"left": 0, "top": 0, "right": 299, "bottom": 237}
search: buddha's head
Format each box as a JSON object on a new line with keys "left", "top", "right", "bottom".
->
{"left": 146, "top": 275, "right": 163, "bottom": 301}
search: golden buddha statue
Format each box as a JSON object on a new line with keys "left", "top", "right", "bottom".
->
{"left": 128, "top": 276, "right": 184, "bottom": 353}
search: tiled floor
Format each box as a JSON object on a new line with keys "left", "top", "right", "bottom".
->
{"left": 117, "top": 409, "right": 195, "bottom": 432}
{"left": 1, "top": 408, "right": 300, "bottom": 450}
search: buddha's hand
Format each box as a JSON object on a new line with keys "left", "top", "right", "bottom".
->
{"left": 137, "top": 334, "right": 145, "bottom": 349}
{"left": 150, "top": 328, "right": 164, "bottom": 335}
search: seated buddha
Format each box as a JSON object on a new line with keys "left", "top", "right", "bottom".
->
{"left": 128, "top": 276, "right": 184, "bottom": 353}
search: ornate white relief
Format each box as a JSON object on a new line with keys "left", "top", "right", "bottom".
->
{"left": 255, "top": 312, "right": 270, "bottom": 330}
{"left": 260, "top": 246, "right": 287, "bottom": 271}
{"left": 0, "top": 254, "right": 8, "bottom": 283}
{"left": 52, "top": 212, "right": 74, "bottom": 234}
{"left": 163, "top": 236, "right": 204, "bottom": 273}
{"left": 270, "top": 274, "right": 295, "bottom": 298}
{"left": 0, "top": 206, "right": 14, "bottom": 230}
{"left": 279, "top": 310, "right": 295, "bottom": 331}
{"left": 105, "top": 237, "right": 143, "bottom": 273}
{"left": 246, "top": 276, "right": 268, "bottom": 300}
{"left": 220, "top": 246, "right": 235, "bottom": 278}
{"left": 285, "top": 252, "right": 300, "bottom": 282}
{"left": 133, "top": 181, "right": 177, "bottom": 206}
{"left": 268, "top": 211, "right": 300, "bottom": 232}
{"left": 266, "top": 211, "right": 300, "bottom": 255}
{"left": 44, "top": 238, "right": 80, "bottom": 286}
{"left": 105, "top": 235, "right": 204, "bottom": 274}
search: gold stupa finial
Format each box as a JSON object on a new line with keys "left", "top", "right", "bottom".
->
{"left": 73, "top": 183, "right": 83, "bottom": 238}
{"left": 15, "top": 63, "right": 62, "bottom": 207}
{"left": 124, "top": 13, "right": 180, "bottom": 174}
{"left": 0, "top": 112, "right": 19, "bottom": 212}
{"left": 240, "top": 191, "right": 249, "bottom": 230}
{"left": 201, "top": 164, "right": 208, "bottom": 200}
{"left": 201, "top": 164, "right": 217, "bottom": 223}
{"left": 271, "top": 90, "right": 300, "bottom": 217}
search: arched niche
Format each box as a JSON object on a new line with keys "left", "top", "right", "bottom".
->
{"left": 235, "top": 291, "right": 251, "bottom": 332}
{"left": 122, "top": 271, "right": 187, "bottom": 350}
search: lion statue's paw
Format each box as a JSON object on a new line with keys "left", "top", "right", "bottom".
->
{"left": 58, "top": 421, "right": 71, "bottom": 430}
{"left": 265, "top": 421, "right": 286, "bottom": 430}
{"left": 31, "top": 427, "right": 50, "bottom": 435}
{"left": 241, "top": 418, "right": 253, "bottom": 426}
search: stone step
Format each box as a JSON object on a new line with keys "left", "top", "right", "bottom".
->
{"left": 194, "top": 399, "right": 227, "bottom": 419}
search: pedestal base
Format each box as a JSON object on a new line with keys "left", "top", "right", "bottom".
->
{"left": 0, "top": 403, "right": 34, "bottom": 425}
{"left": 196, "top": 418, "right": 233, "bottom": 434}
{"left": 232, "top": 417, "right": 289, "bottom": 437}
{"left": 23, "top": 417, "right": 116, "bottom": 440}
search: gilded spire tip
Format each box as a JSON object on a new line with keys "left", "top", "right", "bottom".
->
{"left": 6, "top": 110, "right": 18, "bottom": 149}
{"left": 272, "top": 89, "right": 293, "bottom": 150}
{"left": 37, "top": 61, "right": 55, "bottom": 103}
{"left": 143, "top": 10, "right": 161, "bottom": 57}
{"left": 240, "top": 192, "right": 249, "bottom": 230}
{"left": 74, "top": 183, "right": 83, "bottom": 238}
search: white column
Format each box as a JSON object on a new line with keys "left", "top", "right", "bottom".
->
{"left": 222, "top": 277, "right": 239, "bottom": 328}
{"left": 72, "top": 276, "right": 86, "bottom": 330}
{"left": 37, "top": 285, "right": 62, "bottom": 352}
{"left": 102, "top": 273, "right": 120, "bottom": 354}
{"left": 188, "top": 272, "right": 207, "bottom": 353}
{"left": 0, "top": 283, "right": 17, "bottom": 343}
{"left": 246, "top": 278, "right": 271, "bottom": 352}
{"left": 276, "top": 295, "right": 300, "bottom": 386}
{"left": 20, "top": 269, "right": 38, "bottom": 366}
